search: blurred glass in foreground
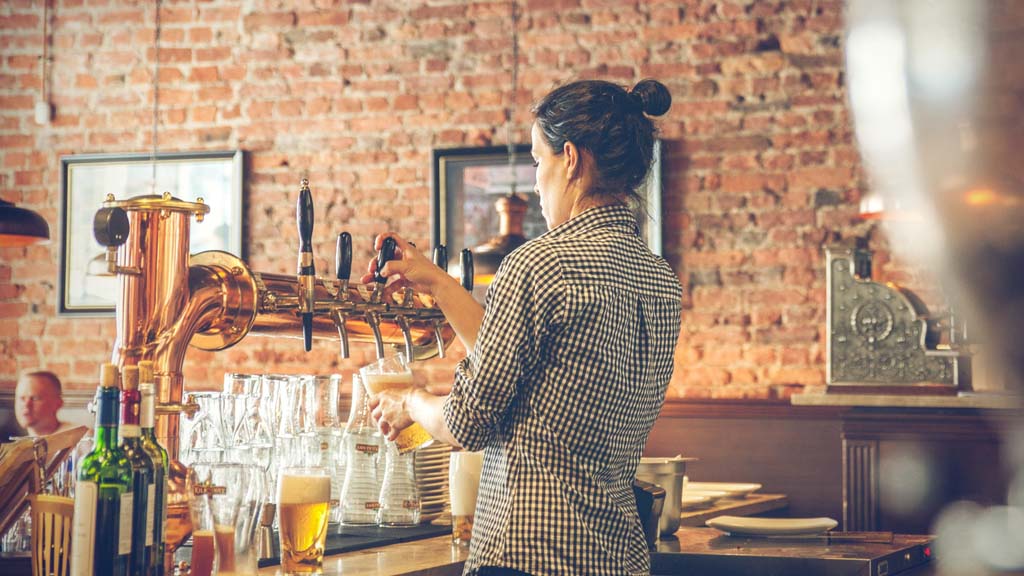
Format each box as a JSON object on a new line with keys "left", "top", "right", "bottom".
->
{"left": 846, "top": 0, "right": 1024, "bottom": 573}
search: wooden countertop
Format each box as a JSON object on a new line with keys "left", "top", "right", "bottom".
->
{"left": 258, "top": 535, "right": 468, "bottom": 576}
{"left": 791, "top": 391, "right": 1021, "bottom": 409}
{"left": 257, "top": 519, "right": 935, "bottom": 576}
{"left": 256, "top": 494, "right": 789, "bottom": 575}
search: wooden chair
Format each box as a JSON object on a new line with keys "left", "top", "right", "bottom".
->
{"left": 0, "top": 427, "right": 87, "bottom": 576}
{"left": 29, "top": 494, "right": 74, "bottom": 576}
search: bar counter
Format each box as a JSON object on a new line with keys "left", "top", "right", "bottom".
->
{"left": 255, "top": 527, "right": 934, "bottom": 576}
{"left": 257, "top": 535, "right": 468, "bottom": 576}
{"left": 253, "top": 495, "right": 790, "bottom": 575}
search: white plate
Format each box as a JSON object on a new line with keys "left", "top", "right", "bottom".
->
{"left": 683, "top": 489, "right": 729, "bottom": 504}
{"left": 681, "top": 494, "right": 711, "bottom": 510}
{"left": 706, "top": 516, "right": 838, "bottom": 536}
{"left": 686, "top": 482, "right": 762, "bottom": 498}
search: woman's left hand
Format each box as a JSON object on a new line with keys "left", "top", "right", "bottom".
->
{"left": 369, "top": 389, "right": 415, "bottom": 441}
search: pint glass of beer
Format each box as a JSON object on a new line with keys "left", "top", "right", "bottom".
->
{"left": 448, "top": 451, "right": 484, "bottom": 546}
{"left": 360, "top": 354, "right": 433, "bottom": 453}
{"left": 277, "top": 467, "right": 331, "bottom": 573}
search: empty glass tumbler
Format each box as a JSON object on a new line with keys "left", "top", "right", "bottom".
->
{"left": 183, "top": 392, "right": 226, "bottom": 465}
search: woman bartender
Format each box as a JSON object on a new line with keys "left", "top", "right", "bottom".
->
{"left": 366, "top": 79, "right": 682, "bottom": 576}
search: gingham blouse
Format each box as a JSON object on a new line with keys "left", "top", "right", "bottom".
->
{"left": 443, "top": 204, "right": 682, "bottom": 576}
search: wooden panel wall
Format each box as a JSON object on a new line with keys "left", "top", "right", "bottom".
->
{"left": 644, "top": 400, "right": 845, "bottom": 521}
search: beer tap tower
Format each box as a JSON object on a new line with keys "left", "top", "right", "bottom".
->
{"left": 92, "top": 180, "right": 472, "bottom": 567}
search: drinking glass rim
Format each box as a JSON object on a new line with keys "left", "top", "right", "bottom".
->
{"left": 278, "top": 466, "right": 330, "bottom": 476}
{"left": 261, "top": 373, "right": 295, "bottom": 380}
{"left": 359, "top": 352, "right": 410, "bottom": 375}
{"left": 193, "top": 461, "right": 253, "bottom": 471}
{"left": 186, "top": 391, "right": 223, "bottom": 399}
{"left": 296, "top": 373, "right": 343, "bottom": 381}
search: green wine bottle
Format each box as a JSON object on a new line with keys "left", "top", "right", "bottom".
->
{"left": 138, "top": 361, "right": 168, "bottom": 576}
{"left": 120, "top": 365, "right": 155, "bottom": 576}
{"left": 71, "top": 364, "right": 133, "bottom": 576}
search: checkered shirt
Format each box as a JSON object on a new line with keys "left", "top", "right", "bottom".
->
{"left": 443, "top": 204, "right": 682, "bottom": 576}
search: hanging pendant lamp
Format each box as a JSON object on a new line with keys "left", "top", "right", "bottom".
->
{"left": 0, "top": 199, "right": 50, "bottom": 247}
{"left": 471, "top": 193, "right": 528, "bottom": 285}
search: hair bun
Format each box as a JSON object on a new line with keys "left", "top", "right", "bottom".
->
{"left": 630, "top": 79, "right": 671, "bottom": 117}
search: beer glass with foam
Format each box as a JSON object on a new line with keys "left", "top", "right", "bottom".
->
{"left": 448, "top": 451, "right": 484, "bottom": 545}
{"left": 277, "top": 467, "right": 331, "bottom": 573}
{"left": 359, "top": 353, "right": 433, "bottom": 453}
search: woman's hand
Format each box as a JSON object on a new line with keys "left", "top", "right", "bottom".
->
{"left": 360, "top": 232, "right": 450, "bottom": 298}
{"left": 368, "top": 389, "right": 415, "bottom": 441}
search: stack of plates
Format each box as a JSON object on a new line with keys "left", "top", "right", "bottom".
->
{"left": 415, "top": 443, "right": 452, "bottom": 522}
{"left": 686, "top": 482, "right": 762, "bottom": 499}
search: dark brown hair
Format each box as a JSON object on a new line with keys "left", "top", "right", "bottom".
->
{"left": 532, "top": 78, "right": 671, "bottom": 207}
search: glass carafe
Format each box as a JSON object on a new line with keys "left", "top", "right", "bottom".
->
{"left": 303, "top": 375, "right": 345, "bottom": 517}
{"left": 339, "top": 374, "right": 383, "bottom": 525}
{"left": 377, "top": 443, "right": 421, "bottom": 526}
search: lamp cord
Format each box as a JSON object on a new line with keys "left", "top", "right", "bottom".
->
{"left": 506, "top": 0, "right": 519, "bottom": 197}
{"left": 41, "top": 0, "right": 47, "bottom": 104}
{"left": 151, "top": 0, "right": 161, "bottom": 194}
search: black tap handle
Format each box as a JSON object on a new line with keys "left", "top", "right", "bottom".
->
{"left": 374, "top": 237, "right": 397, "bottom": 284}
{"left": 297, "top": 178, "right": 314, "bottom": 259}
{"left": 93, "top": 207, "right": 130, "bottom": 247}
{"left": 460, "top": 248, "right": 474, "bottom": 291}
{"left": 433, "top": 245, "right": 448, "bottom": 272}
{"left": 336, "top": 232, "right": 352, "bottom": 281}
{"left": 296, "top": 178, "right": 315, "bottom": 352}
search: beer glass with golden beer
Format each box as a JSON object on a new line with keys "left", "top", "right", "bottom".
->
{"left": 277, "top": 467, "right": 331, "bottom": 573}
{"left": 360, "top": 353, "right": 433, "bottom": 453}
{"left": 448, "top": 451, "right": 484, "bottom": 545}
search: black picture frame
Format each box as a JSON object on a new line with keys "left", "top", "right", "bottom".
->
{"left": 430, "top": 142, "right": 663, "bottom": 264}
{"left": 430, "top": 144, "right": 539, "bottom": 268}
{"left": 58, "top": 150, "right": 244, "bottom": 316}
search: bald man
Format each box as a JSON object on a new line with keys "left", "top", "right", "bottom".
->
{"left": 15, "top": 371, "right": 74, "bottom": 437}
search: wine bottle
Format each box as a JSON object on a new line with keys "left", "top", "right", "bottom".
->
{"left": 71, "top": 364, "right": 133, "bottom": 576}
{"left": 138, "top": 361, "right": 168, "bottom": 576}
{"left": 120, "top": 365, "right": 155, "bottom": 576}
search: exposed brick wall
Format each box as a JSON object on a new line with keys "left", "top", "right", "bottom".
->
{"left": 0, "top": 0, "right": 937, "bottom": 399}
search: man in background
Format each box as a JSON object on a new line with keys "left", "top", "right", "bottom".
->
{"left": 15, "top": 370, "right": 73, "bottom": 437}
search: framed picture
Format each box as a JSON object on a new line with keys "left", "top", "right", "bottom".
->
{"left": 430, "top": 141, "right": 662, "bottom": 264}
{"left": 58, "top": 150, "right": 243, "bottom": 316}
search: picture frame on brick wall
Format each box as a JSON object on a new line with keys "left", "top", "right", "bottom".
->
{"left": 58, "top": 150, "right": 244, "bottom": 316}
{"left": 430, "top": 141, "right": 662, "bottom": 269}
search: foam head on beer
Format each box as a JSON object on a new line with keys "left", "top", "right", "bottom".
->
{"left": 278, "top": 472, "right": 331, "bottom": 505}
{"left": 360, "top": 353, "right": 434, "bottom": 453}
{"left": 360, "top": 353, "right": 413, "bottom": 395}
